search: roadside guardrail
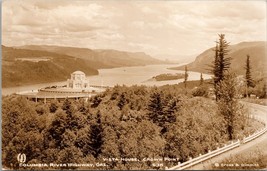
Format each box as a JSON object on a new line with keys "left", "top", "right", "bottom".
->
{"left": 167, "top": 103, "right": 267, "bottom": 170}
{"left": 166, "top": 140, "right": 241, "bottom": 170}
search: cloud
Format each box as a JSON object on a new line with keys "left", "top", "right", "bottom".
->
{"left": 95, "top": 31, "right": 125, "bottom": 41}
{"left": 131, "top": 20, "right": 163, "bottom": 30}
{"left": 132, "top": 21, "right": 145, "bottom": 29}
{"left": 2, "top": 0, "right": 266, "bottom": 56}
{"left": 3, "top": 1, "right": 106, "bottom": 33}
{"left": 141, "top": 6, "right": 156, "bottom": 14}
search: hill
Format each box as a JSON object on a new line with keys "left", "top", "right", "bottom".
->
{"left": 3, "top": 45, "right": 165, "bottom": 88}
{"left": 170, "top": 41, "right": 267, "bottom": 77}
{"left": 154, "top": 53, "right": 197, "bottom": 63}
{"left": 16, "top": 45, "right": 165, "bottom": 69}
{"left": 2, "top": 46, "right": 99, "bottom": 87}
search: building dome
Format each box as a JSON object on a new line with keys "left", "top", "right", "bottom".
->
{"left": 72, "top": 71, "right": 85, "bottom": 75}
{"left": 67, "top": 70, "right": 89, "bottom": 89}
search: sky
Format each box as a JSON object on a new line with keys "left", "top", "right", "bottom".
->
{"left": 2, "top": 0, "right": 267, "bottom": 58}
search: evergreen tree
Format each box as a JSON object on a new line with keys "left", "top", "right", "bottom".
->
{"left": 49, "top": 101, "right": 58, "bottom": 113}
{"left": 213, "top": 43, "right": 220, "bottom": 82}
{"left": 148, "top": 92, "right": 179, "bottom": 134}
{"left": 163, "top": 98, "right": 179, "bottom": 128}
{"left": 209, "top": 34, "right": 239, "bottom": 140}
{"left": 184, "top": 65, "right": 189, "bottom": 89}
{"left": 117, "top": 92, "right": 128, "bottom": 110}
{"left": 245, "top": 55, "right": 254, "bottom": 89}
{"left": 47, "top": 110, "right": 68, "bottom": 148}
{"left": 211, "top": 34, "right": 231, "bottom": 101}
{"left": 217, "top": 73, "right": 238, "bottom": 140}
{"left": 211, "top": 43, "right": 220, "bottom": 101}
{"left": 217, "top": 34, "right": 231, "bottom": 80}
{"left": 62, "top": 98, "right": 72, "bottom": 115}
{"left": 148, "top": 91, "right": 165, "bottom": 128}
{"left": 200, "top": 73, "right": 204, "bottom": 86}
{"left": 91, "top": 95, "right": 102, "bottom": 108}
{"left": 262, "top": 83, "right": 267, "bottom": 98}
{"left": 89, "top": 110, "right": 103, "bottom": 158}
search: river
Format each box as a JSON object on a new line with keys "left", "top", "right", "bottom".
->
{"left": 2, "top": 64, "right": 211, "bottom": 95}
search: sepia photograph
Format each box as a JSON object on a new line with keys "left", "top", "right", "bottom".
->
{"left": 1, "top": 0, "right": 267, "bottom": 170}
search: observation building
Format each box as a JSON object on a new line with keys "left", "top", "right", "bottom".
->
{"left": 17, "top": 71, "right": 108, "bottom": 103}
{"left": 67, "top": 71, "right": 90, "bottom": 89}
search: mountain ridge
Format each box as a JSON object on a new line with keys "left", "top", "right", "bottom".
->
{"left": 2, "top": 45, "right": 165, "bottom": 87}
{"left": 15, "top": 45, "right": 166, "bottom": 69}
{"left": 2, "top": 45, "right": 99, "bottom": 87}
{"left": 170, "top": 41, "right": 267, "bottom": 77}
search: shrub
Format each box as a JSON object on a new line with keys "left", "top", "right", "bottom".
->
{"left": 192, "top": 86, "right": 208, "bottom": 97}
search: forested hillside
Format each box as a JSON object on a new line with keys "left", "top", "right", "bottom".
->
{"left": 3, "top": 45, "right": 165, "bottom": 87}
{"left": 171, "top": 41, "right": 266, "bottom": 77}
{"left": 2, "top": 85, "right": 261, "bottom": 170}
{"left": 2, "top": 46, "right": 98, "bottom": 87}
{"left": 16, "top": 45, "right": 165, "bottom": 69}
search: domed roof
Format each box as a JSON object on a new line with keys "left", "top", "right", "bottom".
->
{"left": 72, "top": 71, "right": 85, "bottom": 75}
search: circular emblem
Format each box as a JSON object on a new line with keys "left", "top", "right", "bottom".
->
{"left": 17, "top": 153, "right": 26, "bottom": 163}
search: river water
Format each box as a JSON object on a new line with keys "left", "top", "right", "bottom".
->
{"left": 2, "top": 64, "right": 211, "bottom": 95}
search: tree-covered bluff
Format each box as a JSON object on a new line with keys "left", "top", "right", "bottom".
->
{"left": 2, "top": 84, "right": 261, "bottom": 170}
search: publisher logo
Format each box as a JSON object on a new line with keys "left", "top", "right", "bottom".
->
{"left": 17, "top": 153, "right": 26, "bottom": 163}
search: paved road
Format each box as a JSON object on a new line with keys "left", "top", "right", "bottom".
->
{"left": 187, "top": 102, "right": 267, "bottom": 170}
